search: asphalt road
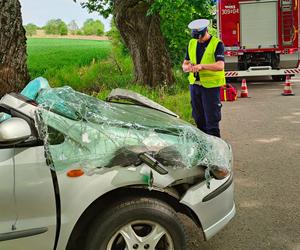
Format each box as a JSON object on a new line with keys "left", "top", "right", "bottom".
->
{"left": 192, "top": 78, "right": 300, "bottom": 250}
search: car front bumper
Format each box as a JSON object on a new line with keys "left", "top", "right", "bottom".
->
{"left": 180, "top": 174, "right": 235, "bottom": 240}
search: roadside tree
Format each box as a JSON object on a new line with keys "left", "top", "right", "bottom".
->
{"left": 79, "top": 0, "right": 212, "bottom": 87}
{"left": 24, "top": 23, "right": 39, "bottom": 36}
{"left": 68, "top": 20, "right": 80, "bottom": 35}
{"left": 82, "top": 19, "right": 104, "bottom": 36}
{"left": 45, "top": 19, "right": 68, "bottom": 35}
{"left": 0, "top": 0, "right": 29, "bottom": 96}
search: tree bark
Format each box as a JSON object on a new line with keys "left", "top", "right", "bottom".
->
{"left": 114, "top": 0, "right": 174, "bottom": 87}
{"left": 0, "top": 0, "right": 30, "bottom": 96}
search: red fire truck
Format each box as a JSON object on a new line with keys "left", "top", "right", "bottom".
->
{"left": 217, "top": 0, "right": 300, "bottom": 80}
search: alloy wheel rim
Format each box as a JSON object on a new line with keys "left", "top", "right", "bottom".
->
{"left": 106, "top": 220, "right": 175, "bottom": 250}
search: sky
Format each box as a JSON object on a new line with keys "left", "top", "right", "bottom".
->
{"left": 20, "top": 0, "right": 111, "bottom": 31}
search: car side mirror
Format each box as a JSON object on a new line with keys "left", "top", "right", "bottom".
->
{"left": 0, "top": 117, "right": 32, "bottom": 144}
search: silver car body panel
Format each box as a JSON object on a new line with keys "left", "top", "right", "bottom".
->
{"left": 180, "top": 175, "right": 235, "bottom": 240}
{"left": 55, "top": 165, "right": 172, "bottom": 249}
{"left": 0, "top": 92, "right": 235, "bottom": 249}
{"left": 0, "top": 149, "right": 15, "bottom": 234}
{"left": 0, "top": 146, "right": 57, "bottom": 250}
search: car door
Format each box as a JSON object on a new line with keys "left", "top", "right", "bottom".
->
{"left": 0, "top": 148, "right": 16, "bottom": 234}
{"left": 0, "top": 116, "right": 57, "bottom": 250}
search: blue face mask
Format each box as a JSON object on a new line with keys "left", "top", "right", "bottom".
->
{"left": 191, "top": 27, "right": 207, "bottom": 39}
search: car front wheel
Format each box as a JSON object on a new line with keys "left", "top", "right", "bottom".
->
{"left": 85, "top": 197, "right": 190, "bottom": 250}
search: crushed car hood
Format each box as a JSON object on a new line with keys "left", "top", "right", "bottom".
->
{"left": 34, "top": 86, "right": 232, "bottom": 173}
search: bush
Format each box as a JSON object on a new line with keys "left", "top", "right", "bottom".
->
{"left": 76, "top": 30, "right": 83, "bottom": 35}
{"left": 24, "top": 23, "right": 38, "bottom": 36}
{"left": 60, "top": 24, "right": 68, "bottom": 36}
{"left": 45, "top": 19, "right": 68, "bottom": 35}
{"left": 83, "top": 19, "right": 104, "bottom": 36}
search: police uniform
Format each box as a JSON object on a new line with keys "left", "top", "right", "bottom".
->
{"left": 185, "top": 19, "right": 226, "bottom": 138}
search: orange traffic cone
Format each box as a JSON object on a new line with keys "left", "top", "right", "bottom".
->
{"left": 240, "top": 79, "right": 249, "bottom": 98}
{"left": 282, "top": 75, "right": 295, "bottom": 96}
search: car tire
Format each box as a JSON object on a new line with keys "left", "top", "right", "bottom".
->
{"left": 85, "top": 197, "right": 190, "bottom": 250}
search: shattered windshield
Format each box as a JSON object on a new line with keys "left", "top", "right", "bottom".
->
{"left": 107, "top": 88, "right": 179, "bottom": 118}
{"left": 34, "top": 86, "right": 232, "bottom": 173}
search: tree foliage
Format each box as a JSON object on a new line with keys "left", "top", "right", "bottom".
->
{"left": 68, "top": 20, "right": 79, "bottom": 35}
{"left": 79, "top": 0, "right": 214, "bottom": 64}
{"left": 149, "top": 0, "right": 215, "bottom": 64}
{"left": 79, "top": 0, "right": 113, "bottom": 18}
{"left": 24, "top": 23, "right": 38, "bottom": 36}
{"left": 77, "top": 0, "right": 215, "bottom": 86}
{"left": 82, "top": 18, "right": 104, "bottom": 36}
{"left": 44, "top": 19, "right": 68, "bottom": 35}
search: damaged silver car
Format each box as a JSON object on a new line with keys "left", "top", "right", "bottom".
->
{"left": 0, "top": 78, "right": 235, "bottom": 250}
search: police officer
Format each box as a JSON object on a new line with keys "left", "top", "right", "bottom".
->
{"left": 182, "top": 19, "right": 226, "bottom": 138}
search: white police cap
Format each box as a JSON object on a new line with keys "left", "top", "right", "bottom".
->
{"left": 188, "top": 19, "right": 210, "bottom": 31}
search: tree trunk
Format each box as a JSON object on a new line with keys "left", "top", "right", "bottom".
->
{"left": 114, "top": 0, "right": 174, "bottom": 87}
{"left": 0, "top": 0, "right": 30, "bottom": 96}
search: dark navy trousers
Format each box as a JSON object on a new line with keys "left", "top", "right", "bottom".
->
{"left": 189, "top": 84, "right": 222, "bottom": 137}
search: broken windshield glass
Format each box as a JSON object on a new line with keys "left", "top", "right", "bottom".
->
{"left": 33, "top": 85, "right": 232, "bottom": 175}
{"left": 107, "top": 88, "right": 179, "bottom": 118}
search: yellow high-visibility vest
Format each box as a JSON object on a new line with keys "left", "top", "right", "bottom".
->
{"left": 188, "top": 37, "right": 226, "bottom": 88}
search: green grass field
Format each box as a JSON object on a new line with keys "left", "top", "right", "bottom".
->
{"left": 27, "top": 38, "right": 111, "bottom": 75}
{"left": 27, "top": 38, "right": 113, "bottom": 87}
{"left": 26, "top": 38, "right": 192, "bottom": 122}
